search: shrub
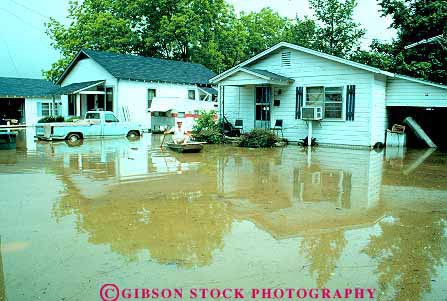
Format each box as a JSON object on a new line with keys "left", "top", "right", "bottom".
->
{"left": 37, "top": 116, "right": 65, "bottom": 123}
{"left": 239, "top": 129, "right": 279, "bottom": 148}
{"left": 192, "top": 110, "right": 224, "bottom": 144}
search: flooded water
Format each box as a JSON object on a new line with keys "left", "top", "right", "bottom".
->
{"left": 0, "top": 129, "right": 446, "bottom": 301}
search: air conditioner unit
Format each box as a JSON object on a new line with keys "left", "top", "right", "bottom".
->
{"left": 301, "top": 106, "right": 323, "bottom": 120}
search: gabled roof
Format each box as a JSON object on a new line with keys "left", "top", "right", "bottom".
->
{"left": 210, "top": 42, "right": 447, "bottom": 90}
{"left": 57, "top": 49, "right": 216, "bottom": 85}
{"left": 54, "top": 80, "right": 105, "bottom": 95}
{"left": 0, "top": 77, "right": 58, "bottom": 98}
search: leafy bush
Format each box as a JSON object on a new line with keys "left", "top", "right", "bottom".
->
{"left": 239, "top": 129, "right": 279, "bottom": 148}
{"left": 192, "top": 110, "right": 224, "bottom": 144}
{"left": 37, "top": 116, "right": 65, "bottom": 123}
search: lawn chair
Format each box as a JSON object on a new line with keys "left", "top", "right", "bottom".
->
{"left": 271, "top": 119, "right": 283, "bottom": 138}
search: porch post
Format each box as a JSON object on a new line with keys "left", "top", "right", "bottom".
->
{"left": 76, "top": 94, "right": 81, "bottom": 116}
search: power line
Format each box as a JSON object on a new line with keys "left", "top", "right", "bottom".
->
{"left": 0, "top": 7, "right": 43, "bottom": 33}
{"left": 6, "top": 0, "right": 49, "bottom": 19}
{"left": 0, "top": 30, "right": 20, "bottom": 76}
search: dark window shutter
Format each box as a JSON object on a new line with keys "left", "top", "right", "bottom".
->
{"left": 346, "top": 85, "right": 356, "bottom": 121}
{"left": 296, "top": 86, "right": 304, "bottom": 119}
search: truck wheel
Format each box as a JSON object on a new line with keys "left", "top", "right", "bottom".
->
{"left": 127, "top": 130, "right": 140, "bottom": 138}
{"left": 67, "top": 133, "right": 82, "bottom": 142}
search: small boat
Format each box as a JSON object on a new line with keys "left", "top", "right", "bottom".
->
{"left": 166, "top": 142, "right": 204, "bottom": 153}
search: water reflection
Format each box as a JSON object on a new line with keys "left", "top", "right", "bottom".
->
{"left": 363, "top": 211, "right": 447, "bottom": 300}
{"left": 0, "top": 130, "right": 446, "bottom": 300}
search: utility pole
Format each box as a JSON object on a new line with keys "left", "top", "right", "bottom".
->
{"left": 405, "top": 34, "right": 446, "bottom": 50}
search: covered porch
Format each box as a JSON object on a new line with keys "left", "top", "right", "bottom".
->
{"left": 57, "top": 80, "right": 113, "bottom": 117}
{"left": 216, "top": 67, "right": 295, "bottom": 131}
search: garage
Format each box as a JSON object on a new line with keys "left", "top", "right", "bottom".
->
{"left": 386, "top": 75, "right": 447, "bottom": 150}
{"left": 0, "top": 98, "right": 25, "bottom": 124}
{"left": 0, "top": 77, "right": 59, "bottom": 125}
{"left": 388, "top": 107, "right": 447, "bottom": 150}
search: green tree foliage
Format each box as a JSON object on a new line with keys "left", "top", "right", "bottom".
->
{"left": 239, "top": 8, "right": 290, "bottom": 58}
{"left": 308, "top": 0, "right": 365, "bottom": 57}
{"left": 354, "top": 0, "right": 447, "bottom": 84}
{"left": 44, "top": 1, "right": 319, "bottom": 80}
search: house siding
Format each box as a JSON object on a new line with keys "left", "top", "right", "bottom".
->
{"left": 24, "top": 97, "right": 63, "bottom": 125}
{"left": 386, "top": 78, "right": 447, "bottom": 107}
{"left": 61, "top": 58, "right": 117, "bottom": 86}
{"left": 222, "top": 49, "right": 374, "bottom": 146}
{"left": 370, "top": 75, "right": 388, "bottom": 145}
{"left": 117, "top": 80, "right": 200, "bottom": 129}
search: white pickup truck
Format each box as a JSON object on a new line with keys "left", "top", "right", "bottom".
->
{"left": 35, "top": 111, "right": 143, "bottom": 142}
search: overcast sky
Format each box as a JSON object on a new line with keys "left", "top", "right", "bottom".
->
{"left": 0, "top": 0, "right": 396, "bottom": 79}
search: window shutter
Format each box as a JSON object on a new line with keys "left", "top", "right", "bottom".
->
{"left": 346, "top": 85, "right": 356, "bottom": 121}
{"left": 295, "top": 86, "right": 304, "bottom": 119}
{"left": 37, "top": 102, "right": 42, "bottom": 116}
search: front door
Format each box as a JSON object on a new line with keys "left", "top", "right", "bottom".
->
{"left": 255, "top": 87, "right": 271, "bottom": 129}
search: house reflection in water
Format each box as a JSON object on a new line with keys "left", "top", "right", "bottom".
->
{"left": 30, "top": 135, "right": 447, "bottom": 300}
{"left": 218, "top": 147, "right": 385, "bottom": 239}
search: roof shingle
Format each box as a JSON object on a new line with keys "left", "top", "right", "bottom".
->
{"left": 75, "top": 49, "right": 216, "bottom": 85}
{"left": 0, "top": 77, "right": 58, "bottom": 97}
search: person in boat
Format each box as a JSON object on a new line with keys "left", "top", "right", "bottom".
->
{"left": 165, "top": 121, "right": 191, "bottom": 144}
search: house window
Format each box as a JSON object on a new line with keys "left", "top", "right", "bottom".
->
{"left": 106, "top": 87, "right": 113, "bottom": 111}
{"left": 188, "top": 90, "right": 196, "bottom": 100}
{"left": 147, "top": 89, "right": 156, "bottom": 109}
{"left": 177, "top": 112, "right": 185, "bottom": 118}
{"left": 305, "top": 86, "right": 344, "bottom": 119}
{"left": 41, "top": 103, "right": 50, "bottom": 116}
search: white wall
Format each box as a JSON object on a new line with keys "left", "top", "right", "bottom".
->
{"left": 60, "top": 58, "right": 116, "bottom": 86}
{"left": 221, "top": 49, "right": 375, "bottom": 146}
{"left": 220, "top": 85, "right": 255, "bottom": 131}
{"left": 386, "top": 78, "right": 447, "bottom": 107}
{"left": 117, "top": 80, "right": 199, "bottom": 129}
{"left": 370, "top": 75, "right": 388, "bottom": 145}
{"left": 24, "top": 97, "right": 62, "bottom": 125}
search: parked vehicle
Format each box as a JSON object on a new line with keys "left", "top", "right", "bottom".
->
{"left": 35, "top": 111, "right": 143, "bottom": 142}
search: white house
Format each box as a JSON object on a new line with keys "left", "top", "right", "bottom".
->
{"left": 210, "top": 42, "right": 447, "bottom": 148}
{"left": 56, "top": 49, "right": 217, "bottom": 130}
{"left": 0, "top": 77, "right": 60, "bottom": 125}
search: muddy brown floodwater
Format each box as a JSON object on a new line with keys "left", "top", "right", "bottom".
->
{"left": 0, "top": 129, "right": 446, "bottom": 301}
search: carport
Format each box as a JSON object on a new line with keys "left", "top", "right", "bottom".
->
{"left": 0, "top": 77, "right": 58, "bottom": 125}
{"left": 0, "top": 97, "right": 25, "bottom": 123}
{"left": 386, "top": 76, "right": 447, "bottom": 149}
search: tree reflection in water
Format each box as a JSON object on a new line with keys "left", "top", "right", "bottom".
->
{"left": 363, "top": 211, "right": 447, "bottom": 301}
{"left": 52, "top": 175, "right": 232, "bottom": 268}
{"left": 299, "top": 231, "right": 347, "bottom": 287}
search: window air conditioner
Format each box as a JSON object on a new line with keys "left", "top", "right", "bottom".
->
{"left": 301, "top": 106, "right": 323, "bottom": 120}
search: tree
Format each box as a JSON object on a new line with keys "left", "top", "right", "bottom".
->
{"left": 44, "top": 0, "right": 239, "bottom": 81}
{"left": 376, "top": 0, "right": 447, "bottom": 84}
{"left": 239, "top": 8, "right": 290, "bottom": 58}
{"left": 283, "top": 17, "right": 317, "bottom": 49}
{"left": 308, "top": 0, "right": 365, "bottom": 57}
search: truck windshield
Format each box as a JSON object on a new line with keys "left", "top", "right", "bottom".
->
{"left": 85, "top": 113, "right": 100, "bottom": 119}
